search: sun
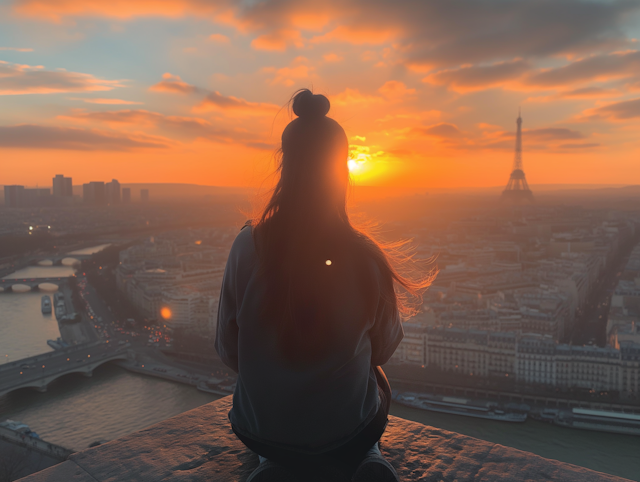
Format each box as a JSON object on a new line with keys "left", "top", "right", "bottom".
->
{"left": 160, "top": 307, "right": 172, "bottom": 319}
{"left": 348, "top": 153, "right": 370, "bottom": 174}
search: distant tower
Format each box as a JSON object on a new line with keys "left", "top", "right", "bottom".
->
{"left": 501, "top": 110, "right": 534, "bottom": 203}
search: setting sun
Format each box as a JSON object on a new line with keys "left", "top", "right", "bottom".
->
{"left": 160, "top": 307, "right": 172, "bottom": 319}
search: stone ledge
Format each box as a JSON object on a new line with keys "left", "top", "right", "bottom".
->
{"left": 19, "top": 396, "right": 630, "bottom": 482}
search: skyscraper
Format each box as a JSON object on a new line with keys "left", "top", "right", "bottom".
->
{"left": 140, "top": 189, "right": 149, "bottom": 202}
{"left": 83, "top": 182, "right": 106, "bottom": 205}
{"left": 106, "top": 179, "right": 121, "bottom": 205}
{"left": 24, "top": 188, "right": 51, "bottom": 207}
{"left": 52, "top": 174, "right": 73, "bottom": 198}
{"left": 501, "top": 110, "right": 534, "bottom": 204}
{"left": 4, "top": 185, "right": 25, "bottom": 208}
{"left": 122, "top": 187, "right": 131, "bottom": 203}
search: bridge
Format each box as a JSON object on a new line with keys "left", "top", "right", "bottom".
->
{"left": 0, "top": 341, "right": 129, "bottom": 397}
{"left": 0, "top": 277, "right": 70, "bottom": 292}
{"left": 33, "top": 253, "right": 95, "bottom": 266}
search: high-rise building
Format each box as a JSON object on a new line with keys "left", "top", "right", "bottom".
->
{"left": 140, "top": 189, "right": 149, "bottom": 202}
{"left": 52, "top": 174, "right": 73, "bottom": 198}
{"left": 106, "top": 179, "right": 121, "bottom": 205}
{"left": 122, "top": 187, "right": 131, "bottom": 203}
{"left": 24, "top": 188, "right": 51, "bottom": 207}
{"left": 4, "top": 185, "right": 25, "bottom": 208}
{"left": 83, "top": 182, "right": 106, "bottom": 205}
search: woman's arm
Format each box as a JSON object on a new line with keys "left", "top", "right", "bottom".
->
{"left": 215, "top": 262, "right": 239, "bottom": 373}
{"left": 369, "top": 302, "right": 404, "bottom": 367}
{"left": 368, "top": 263, "right": 404, "bottom": 366}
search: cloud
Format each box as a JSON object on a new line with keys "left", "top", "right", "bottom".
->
{"left": 14, "top": 0, "right": 639, "bottom": 68}
{"left": 378, "top": 81, "right": 416, "bottom": 100}
{"left": 148, "top": 73, "right": 279, "bottom": 117}
{"left": 322, "top": 53, "right": 343, "bottom": 63}
{"left": 558, "top": 87, "right": 620, "bottom": 99}
{"left": 523, "top": 127, "right": 585, "bottom": 141}
{"left": 0, "top": 124, "right": 168, "bottom": 150}
{"left": 424, "top": 60, "right": 531, "bottom": 92}
{"left": 0, "top": 60, "right": 122, "bottom": 95}
{"left": 330, "top": 88, "right": 382, "bottom": 106}
{"left": 69, "top": 98, "right": 143, "bottom": 104}
{"left": 58, "top": 109, "right": 275, "bottom": 147}
{"left": 149, "top": 73, "right": 200, "bottom": 94}
{"left": 11, "top": 0, "right": 214, "bottom": 22}
{"left": 412, "top": 123, "right": 463, "bottom": 139}
{"left": 584, "top": 98, "right": 640, "bottom": 120}
{"left": 209, "top": 33, "right": 230, "bottom": 43}
{"left": 525, "top": 50, "right": 640, "bottom": 88}
{"left": 558, "top": 143, "right": 600, "bottom": 149}
{"left": 193, "top": 91, "right": 279, "bottom": 116}
{"left": 311, "top": 25, "right": 397, "bottom": 45}
{"left": 264, "top": 56, "right": 314, "bottom": 86}
{"left": 0, "top": 47, "right": 33, "bottom": 52}
{"left": 251, "top": 29, "right": 304, "bottom": 51}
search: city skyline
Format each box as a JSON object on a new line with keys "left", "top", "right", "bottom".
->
{"left": 1, "top": 1, "right": 639, "bottom": 189}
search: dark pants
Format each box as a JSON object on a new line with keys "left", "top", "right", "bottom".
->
{"left": 233, "top": 366, "right": 392, "bottom": 473}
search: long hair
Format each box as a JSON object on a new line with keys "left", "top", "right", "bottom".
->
{"left": 252, "top": 89, "right": 433, "bottom": 363}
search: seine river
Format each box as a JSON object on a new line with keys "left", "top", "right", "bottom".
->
{"left": 0, "top": 264, "right": 639, "bottom": 480}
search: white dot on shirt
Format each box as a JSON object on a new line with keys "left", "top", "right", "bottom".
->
{"left": 325, "top": 260, "right": 332, "bottom": 266}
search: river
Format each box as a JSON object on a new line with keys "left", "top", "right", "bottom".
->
{"left": 0, "top": 262, "right": 639, "bottom": 480}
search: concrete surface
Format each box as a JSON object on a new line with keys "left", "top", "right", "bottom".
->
{"left": 18, "top": 396, "right": 632, "bottom": 482}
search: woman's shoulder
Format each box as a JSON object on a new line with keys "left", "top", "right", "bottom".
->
{"left": 228, "top": 222, "right": 257, "bottom": 263}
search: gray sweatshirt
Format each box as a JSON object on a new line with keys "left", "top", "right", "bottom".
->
{"left": 215, "top": 226, "right": 403, "bottom": 453}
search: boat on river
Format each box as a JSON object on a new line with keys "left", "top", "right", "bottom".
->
{"left": 41, "top": 295, "right": 52, "bottom": 314}
{"left": 554, "top": 408, "right": 640, "bottom": 436}
{"left": 393, "top": 391, "right": 527, "bottom": 422}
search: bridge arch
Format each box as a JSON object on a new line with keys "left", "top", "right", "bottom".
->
{"left": 11, "top": 284, "right": 31, "bottom": 293}
{"left": 38, "top": 282, "right": 59, "bottom": 292}
{"left": 0, "top": 354, "right": 128, "bottom": 397}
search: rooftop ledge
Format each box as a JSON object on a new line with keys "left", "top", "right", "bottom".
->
{"left": 19, "top": 396, "right": 630, "bottom": 482}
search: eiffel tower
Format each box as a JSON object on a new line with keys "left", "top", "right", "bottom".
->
{"left": 501, "top": 110, "right": 534, "bottom": 203}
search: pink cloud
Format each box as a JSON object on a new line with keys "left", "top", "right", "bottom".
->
{"left": 58, "top": 108, "right": 276, "bottom": 148}
{"left": 149, "top": 73, "right": 200, "bottom": 94}
{"left": 209, "top": 33, "right": 230, "bottom": 43}
{"left": 193, "top": 91, "right": 279, "bottom": 116}
{"left": 251, "top": 29, "right": 304, "bottom": 51}
{"left": 582, "top": 98, "right": 640, "bottom": 120}
{"left": 0, "top": 124, "right": 169, "bottom": 150}
{"left": 0, "top": 47, "right": 33, "bottom": 52}
{"left": 412, "top": 123, "right": 463, "bottom": 139}
{"left": 0, "top": 60, "right": 122, "bottom": 95}
{"left": 378, "top": 81, "right": 416, "bottom": 100}
{"left": 424, "top": 60, "right": 531, "bottom": 92}
{"left": 70, "top": 98, "right": 144, "bottom": 105}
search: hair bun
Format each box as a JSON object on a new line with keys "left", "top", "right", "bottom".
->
{"left": 292, "top": 90, "right": 330, "bottom": 118}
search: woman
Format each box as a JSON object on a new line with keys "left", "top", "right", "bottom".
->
{"left": 216, "top": 89, "right": 430, "bottom": 481}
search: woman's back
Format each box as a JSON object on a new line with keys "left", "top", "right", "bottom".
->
{"left": 216, "top": 226, "right": 403, "bottom": 450}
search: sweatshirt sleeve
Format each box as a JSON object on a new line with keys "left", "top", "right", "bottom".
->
{"left": 214, "top": 234, "right": 242, "bottom": 373}
{"left": 369, "top": 267, "right": 404, "bottom": 366}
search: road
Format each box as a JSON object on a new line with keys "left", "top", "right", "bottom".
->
{"left": 571, "top": 238, "right": 637, "bottom": 346}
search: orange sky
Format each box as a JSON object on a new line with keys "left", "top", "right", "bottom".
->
{"left": 1, "top": 0, "right": 639, "bottom": 189}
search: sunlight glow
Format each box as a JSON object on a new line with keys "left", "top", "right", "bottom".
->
{"left": 160, "top": 307, "right": 172, "bottom": 319}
